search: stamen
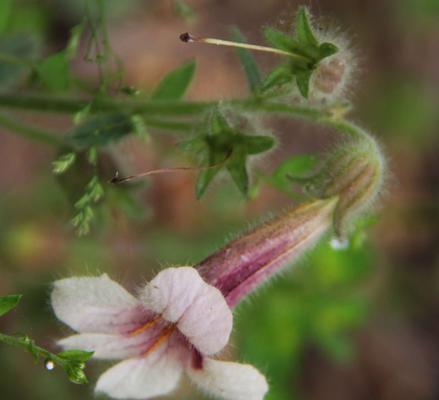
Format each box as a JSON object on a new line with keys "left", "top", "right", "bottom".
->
{"left": 179, "top": 32, "right": 308, "bottom": 61}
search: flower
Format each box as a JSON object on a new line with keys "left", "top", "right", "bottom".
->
{"left": 197, "top": 197, "right": 338, "bottom": 307}
{"left": 51, "top": 267, "right": 268, "bottom": 400}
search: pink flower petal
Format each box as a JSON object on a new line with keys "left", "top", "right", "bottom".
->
{"left": 95, "top": 345, "right": 183, "bottom": 399}
{"left": 51, "top": 274, "right": 150, "bottom": 334}
{"left": 187, "top": 358, "right": 268, "bottom": 400}
{"left": 57, "top": 332, "right": 157, "bottom": 360}
{"left": 140, "top": 267, "right": 232, "bottom": 355}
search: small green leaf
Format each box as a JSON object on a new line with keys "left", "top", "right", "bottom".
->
{"left": 64, "top": 363, "right": 88, "bottom": 385}
{"left": 262, "top": 64, "right": 293, "bottom": 91}
{"left": 36, "top": 52, "right": 70, "bottom": 91}
{"left": 52, "top": 152, "right": 76, "bottom": 175}
{"left": 69, "top": 113, "right": 134, "bottom": 149}
{"left": 65, "top": 23, "right": 84, "bottom": 60}
{"left": 58, "top": 350, "right": 94, "bottom": 362}
{"left": 152, "top": 59, "right": 196, "bottom": 100}
{"left": 240, "top": 135, "right": 275, "bottom": 154}
{"left": 196, "top": 166, "right": 221, "bottom": 199}
{"left": 0, "top": 294, "right": 22, "bottom": 317}
{"left": 296, "top": 69, "right": 313, "bottom": 98}
{"left": 318, "top": 42, "right": 338, "bottom": 60}
{"left": 295, "top": 6, "right": 318, "bottom": 48}
{"left": 226, "top": 151, "right": 249, "bottom": 196}
{"left": 272, "top": 154, "right": 317, "bottom": 188}
{"left": 231, "top": 27, "right": 262, "bottom": 92}
{"left": 263, "top": 27, "right": 300, "bottom": 53}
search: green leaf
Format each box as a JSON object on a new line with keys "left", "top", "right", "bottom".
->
{"left": 263, "top": 27, "right": 300, "bottom": 53}
{"left": 152, "top": 59, "right": 196, "bottom": 100}
{"left": 0, "top": 294, "right": 22, "bottom": 317}
{"left": 296, "top": 69, "right": 313, "bottom": 98}
{"left": 52, "top": 152, "right": 76, "bottom": 175}
{"left": 295, "top": 6, "right": 318, "bottom": 48}
{"left": 58, "top": 350, "right": 94, "bottom": 362}
{"left": 231, "top": 27, "right": 262, "bottom": 92}
{"left": 69, "top": 113, "right": 134, "bottom": 149}
{"left": 0, "top": 34, "right": 39, "bottom": 90}
{"left": 240, "top": 135, "right": 275, "bottom": 154}
{"left": 65, "top": 23, "right": 84, "bottom": 60}
{"left": 262, "top": 64, "right": 293, "bottom": 91}
{"left": 272, "top": 154, "right": 317, "bottom": 188}
{"left": 226, "top": 151, "right": 249, "bottom": 196}
{"left": 36, "top": 52, "right": 70, "bottom": 91}
{"left": 318, "top": 42, "right": 338, "bottom": 59}
{"left": 0, "top": 0, "right": 12, "bottom": 34}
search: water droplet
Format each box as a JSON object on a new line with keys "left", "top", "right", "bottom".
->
{"left": 44, "top": 359, "right": 55, "bottom": 371}
{"left": 330, "top": 237, "right": 349, "bottom": 250}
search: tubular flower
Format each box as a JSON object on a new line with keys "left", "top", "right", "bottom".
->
{"left": 197, "top": 197, "right": 338, "bottom": 307}
{"left": 51, "top": 267, "right": 268, "bottom": 400}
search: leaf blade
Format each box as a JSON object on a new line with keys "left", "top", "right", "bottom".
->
{"left": 152, "top": 59, "right": 196, "bottom": 100}
{"left": 0, "top": 294, "right": 22, "bottom": 317}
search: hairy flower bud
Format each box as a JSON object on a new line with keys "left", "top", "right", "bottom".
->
{"left": 196, "top": 197, "right": 338, "bottom": 307}
{"left": 314, "top": 135, "right": 385, "bottom": 237}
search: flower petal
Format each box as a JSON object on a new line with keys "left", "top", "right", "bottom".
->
{"left": 141, "top": 267, "right": 232, "bottom": 355}
{"left": 51, "top": 274, "right": 147, "bottom": 334}
{"left": 58, "top": 333, "right": 153, "bottom": 360}
{"left": 187, "top": 358, "right": 269, "bottom": 400}
{"left": 95, "top": 346, "right": 183, "bottom": 399}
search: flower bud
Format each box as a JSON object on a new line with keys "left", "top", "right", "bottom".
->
{"left": 196, "top": 197, "right": 338, "bottom": 307}
{"left": 315, "top": 135, "right": 385, "bottom": 237}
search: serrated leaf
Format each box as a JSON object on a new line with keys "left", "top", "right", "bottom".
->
{"left": 0, "top": 34, "right": 39, "bottom": 90}
{"left": 231, "top": 27, "right": 262, "bottom": 92}
{"left": 296, "top": 69, "right": 313, "bottom": 98}
{"left": 296, "top": 6, "right": 318, "bottom": 48}
{"left": 152, "top": 59, "right": 196, "bottom": 100}
{"left": 36, "top": 52, "right": 70, "bottom": 91}
{"left": 69, "top": 113, "right": 134, "bottom": 149}
{"left": 58, "top": 350, "right": 94, "bottom": 362}
{"left": 263, "top": 27, "right": 300, "bottom": 53}
{"left": 0, "top": 294, "right": 22, "bottom": 317}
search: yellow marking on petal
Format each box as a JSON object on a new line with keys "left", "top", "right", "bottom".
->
{"left": 141, "top": 325, "right": 176, "bottom": 356}
{"left": 129, "top": 316, "right": 160, "bottom": 337}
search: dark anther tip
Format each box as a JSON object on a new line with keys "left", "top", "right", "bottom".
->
{"left": 179, "top": 32, "right": 193, "bottom": 43}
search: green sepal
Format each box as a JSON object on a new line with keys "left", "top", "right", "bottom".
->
{"left": 0, "top": 294, "right": 22, "bottom": 317}
{"left": 295, "top": 6, "right": 318, "bottom": 48}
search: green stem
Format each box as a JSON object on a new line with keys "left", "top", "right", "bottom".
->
{"left": 0, "top": 332, "right": 64, "bottom": 366}
{"left": 0, "top": 113, "right": 63, "bottom": 146}
{"left": 0, "top": 93, "right": 210, "bottom": 116}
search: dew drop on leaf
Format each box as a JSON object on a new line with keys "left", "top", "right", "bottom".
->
{"left": 44, "top": 359, "right": 55, "bottom": 371}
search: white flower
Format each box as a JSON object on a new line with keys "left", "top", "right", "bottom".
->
{"left": 51, "top": 267, "right": 268, "bottom": 400}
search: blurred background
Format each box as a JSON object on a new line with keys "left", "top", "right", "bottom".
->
{"left": 0, "top": 0, "right": 438, "bottom": 399}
